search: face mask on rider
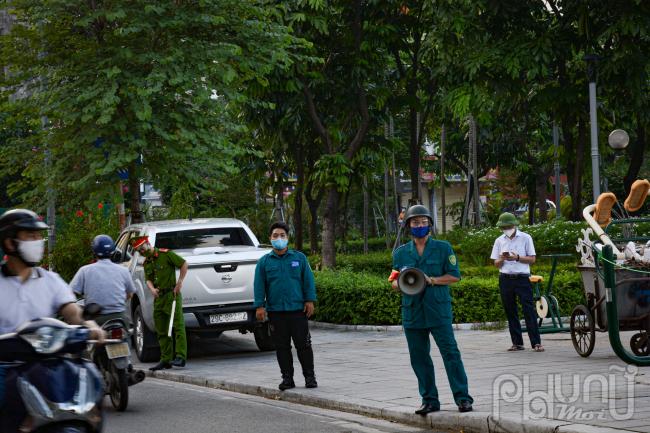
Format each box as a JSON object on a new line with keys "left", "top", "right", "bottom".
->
{"left": 15, "top": 239, "right": 45, "bottom": 265}
{"left": 502, "top": 228, "right": 516, "bottom": 238}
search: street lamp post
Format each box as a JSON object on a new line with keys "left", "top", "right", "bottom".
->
{"left": 585, "top": 54, "right": 601, "bottom": 202}
{"left": 553, "top": 122, "right": 561, "bottom": 219}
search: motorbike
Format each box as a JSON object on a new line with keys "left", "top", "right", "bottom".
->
{"left": 0, "top": 318, "right": 105, "bottom": 433}
{"left": 82, "top": 304, "right": 145, "bottom": 412}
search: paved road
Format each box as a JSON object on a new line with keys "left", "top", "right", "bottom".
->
{"left": 103, "top": 378, "right": 436, "bottom": 433}
{"left": 134, "top": 327, "right": 650, "bottom": 433}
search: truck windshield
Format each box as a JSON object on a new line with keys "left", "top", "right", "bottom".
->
{"left": 155, "top": 228, "right": 254, "bottom": 250}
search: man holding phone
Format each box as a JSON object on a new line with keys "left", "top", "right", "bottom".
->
{"left": 490, "top": 212, "right": 544, "bottom": 352}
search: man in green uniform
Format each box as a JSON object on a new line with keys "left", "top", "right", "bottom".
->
{"left": 131, "top": 236, "right": 188, "bottom": 371}
{"left": 391, "top": 205, "right": 473, "bottom": 415}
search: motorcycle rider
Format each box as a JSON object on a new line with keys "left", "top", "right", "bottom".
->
{"left": 70, "top": 234, "right": 136, "bottom": 326}
{"left": 0, "top": 208, "right": 103, "bottom": 406}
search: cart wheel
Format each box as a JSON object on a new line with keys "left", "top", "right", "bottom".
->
{"left": 570, "top": 305, "right": 596, "bottom": 357}
{"left": 630, "top": 333, "right": 650, "bottom": 357}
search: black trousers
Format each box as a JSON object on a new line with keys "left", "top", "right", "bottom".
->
{"left": 268, "top": 311, "right": 315, "bottom": 379}
{"left": 499, "top": 275, "right": 541, "bottom": 347}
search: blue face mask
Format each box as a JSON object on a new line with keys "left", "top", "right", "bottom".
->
{"left": 271, "top": 238, "right": 289, "bottom": 250}
{"left": 410, "top": 226, "right": 430, "bottom": 238}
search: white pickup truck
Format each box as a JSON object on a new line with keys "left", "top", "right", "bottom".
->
{"left": 113, "top": 219, "right": 273, "bottom": 362}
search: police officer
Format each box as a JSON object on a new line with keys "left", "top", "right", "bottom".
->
{"left": 490, "top": 212, "right": 543, "bottom": 352}
{"left": 131, "top": 236, "right": 188, "bottom": 371}
{"left": 253, "top": 221, "right": 317, "bottom": 391}
{"left": 70, "top": 234, "right": 136, "bottom": 326}
{"left": 391, "top": 205, "right": 473, "bottom": 414}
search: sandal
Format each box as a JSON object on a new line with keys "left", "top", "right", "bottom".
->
{"left": 507, "top": 345, "right": 525, "bottom": 351}
{"left": 533, "top": 344, "right": 545, "bottom": 352}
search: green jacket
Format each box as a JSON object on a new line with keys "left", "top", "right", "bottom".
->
{"left": 144, "top": 248, "right": 186, "bottom": 291}
{"left": 392, "top": 238, "right": 461, "bottom": 328}
{"left": 253, "top": 249, "right": 316, "bottom": 312}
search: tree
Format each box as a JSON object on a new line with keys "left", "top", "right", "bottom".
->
{"left": 300, "top": 0, "right": 388, "bottom": 268}
{"left": 0, "top": 0, "right": 295, "bottom": 219}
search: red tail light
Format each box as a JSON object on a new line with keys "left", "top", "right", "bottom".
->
{"left": 110, "top": 328, "right": 126, "bottom": 339}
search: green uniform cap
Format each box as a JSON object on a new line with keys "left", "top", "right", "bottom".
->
{"left": 496, "top": 212, "right": 519, "bottom": 227}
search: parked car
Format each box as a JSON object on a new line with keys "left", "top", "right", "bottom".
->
{"left": 112, "top": 219, "right": 273, "bottom": 362}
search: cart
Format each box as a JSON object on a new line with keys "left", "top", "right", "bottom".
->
{"left": 573, "top": 191, "right": 650, "bottom": 365}
{"left": 573, "top": 255, "right": 650, "bottom": 357}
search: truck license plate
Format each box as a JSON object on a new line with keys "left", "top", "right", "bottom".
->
{"left": 106, "top": 342, "right": 130, "bottom": 359}
{"left": 209, "top": 312, "right": 248, "bottom": 324}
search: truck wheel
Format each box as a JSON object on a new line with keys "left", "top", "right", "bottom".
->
{"left": 133, "top": 306, "right": 160, "bottom": 362}
{"left": 254, "top": 323, "right": 275, "bottom": 351}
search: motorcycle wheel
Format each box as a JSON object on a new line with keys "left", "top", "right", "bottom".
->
{"left": 109, "top": 363, "right": 129, "bottom": 412}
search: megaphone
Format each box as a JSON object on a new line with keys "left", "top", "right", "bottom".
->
{"left": 397, "top": 267, "right": 427, "bottom": 295}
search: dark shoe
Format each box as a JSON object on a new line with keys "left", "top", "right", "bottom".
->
{"left": 507, "top": 345, "right": 525, "bottom": 351}
{"left": 305, "top": 376, "right": 318, "bottom": 388}
{"left": 414, "top": 403, "right": 439, "bottom": 415}
{"left": 279, "top": 377, "right": 295, "bottom": 391}
{"left": 149, "top": 361, "right": 171, "bottom": 371}
{"left": 458, "top": 401, "right": 473, "bottom": 413}
{"left": 171, "top": 358, "right": 186, "bottom": 367}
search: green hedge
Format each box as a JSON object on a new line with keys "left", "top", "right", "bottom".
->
{"left": 313, "top": 268, "right": 585, "bottom": 325}
{"left": 312, "top": 270, "right": 401, "bottom": 325}
{"left": 458, "top": 220, "right": 586, "bottom": 266}
{"left": 309, "top": 251, "right": 579, "bottom": 281}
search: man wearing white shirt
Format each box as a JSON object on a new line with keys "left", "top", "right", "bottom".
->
{"left": 490, "top": 212, "right": 544, "bottom": 352}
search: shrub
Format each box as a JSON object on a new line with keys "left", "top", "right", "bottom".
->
{"left": 459, "top": 220, "right": 586, "bottom": 266}
{"left": 49, "top": 204, "right": 119, "bottom": 281}
{"left": 312, "top": 270, "right": 401, "bottom": 325}
{"left": 336, "top": 237, "right": 393, "bottom": 254}
{"left": 312, "top": 267, "right": 585, "bottom": 325}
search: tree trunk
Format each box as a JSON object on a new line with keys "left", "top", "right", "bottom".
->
{"left": 572, "top": 119, "right": 586, "bottom": 220}
{"left": 408, "top": 107, "right": 420, "bottom": 204}
{"left": 363, "top": 176, "right": 369, "bottom": 254}
{"left": 563, "top": 116, "right": 586, "bottom": 221}
{"left": 527, "top": 178, "right": 536, "bottom": 225}
{"left": 305, "top": 181, "right": 321, "bottom": 254}
{"left": 536, "top": 168, "right": 550, "bottom": 222}
{"left": 624, "top": 121, "right": 646, "bottom": 194}
{"left": 274, "top": 169, "right": 284, "bottom": 222}
{"left": 384, "top": 161, "right": 391, "bottom": 248}
{"left": 293, "top": 143, "right": 305, "bottom": 251}
{"left": 308, "top": 202, "right": 319, "bottom": 254}
{"left": 128, "top": 161, "right": 143, "bottom": 223}
{"left": 322, "top": 187, "right": 340, "bottom": 268}
{"left": 440, "top": 124, "right": 446, "bottom": 233}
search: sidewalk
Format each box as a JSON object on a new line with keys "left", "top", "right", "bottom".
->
{"left": 136, "top": 326, "right": 650, "bottom": 433}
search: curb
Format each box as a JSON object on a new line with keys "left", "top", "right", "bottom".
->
{"left": 309, "top": 317, "right": 571, "bottom": 332}
{"left": 147, "top": 370, "right": 634, "bottom": 433}
{"left": 309, "top": 320, "right": 506, "bottom": 332}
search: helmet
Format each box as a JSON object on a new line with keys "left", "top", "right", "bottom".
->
{"left": 496, "top": 212, "right": 519, "bottom": 228}
{"left": 92, "top": 234, "right": 115, "bottom": 258}
{"left": 404, "top": 205, "right": 433, "bottom": 226}
{"left": 0, "top": 209, "right": 48, "bottom": 242}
